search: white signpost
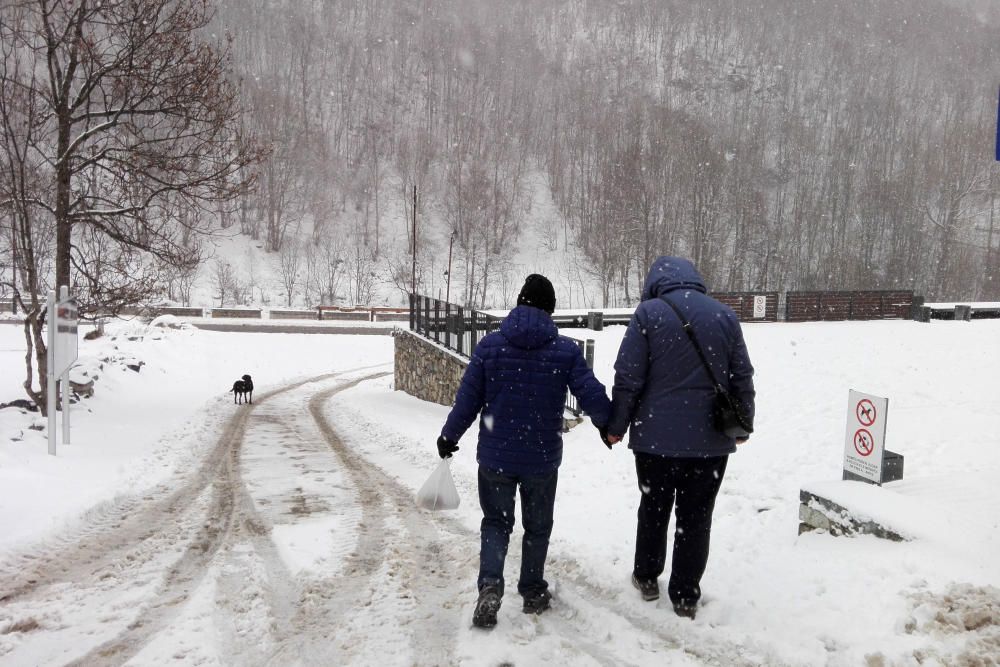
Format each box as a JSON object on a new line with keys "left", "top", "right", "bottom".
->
{"left": 843, "top": 389, "right": 889, "bottom": 484}
{"left": 752, "top": 295, "right": 768, "bottom": 319}
{"left": 47, "top": 286, "right": 78, "bottom": 455}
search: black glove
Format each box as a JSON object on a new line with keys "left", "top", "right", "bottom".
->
{"left": 437, "top": 435, "right": 459, "bottom": 459}
{"left": 598, "top": 425, "right": 612, "bottom": 450}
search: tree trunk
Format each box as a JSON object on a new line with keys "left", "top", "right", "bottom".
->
{"left": 55, "top": 116, "right": 72, "bottom": 292}
{"left": 22, "top": 309, "right": 46, "bottom": 416}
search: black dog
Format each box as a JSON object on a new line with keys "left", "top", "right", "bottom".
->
{"left": 231, "top": 374, "right": 254, "bottom": 404}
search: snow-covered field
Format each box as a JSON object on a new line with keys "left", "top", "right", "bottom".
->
{"left": 0, "top": 317, "right": 998, "bottom": 666}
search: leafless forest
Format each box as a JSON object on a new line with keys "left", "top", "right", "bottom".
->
{"left": 3, "top": 0, "right": 1000, "bottom": 323}
{"left": 214, "top": 0, "right": 1000, "bottom": 307}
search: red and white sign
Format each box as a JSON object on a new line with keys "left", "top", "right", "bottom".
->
{"left": 753, "top": 295, "right": 767, "bottom": 319}
{"left": 843, "top": 390, "right": 888, "bottom": 483}
{"left": 853, "top": 429, "right": 874, "bottom": 456}
{"left": 855, "top": 399, "right": 876, "bottom": 427}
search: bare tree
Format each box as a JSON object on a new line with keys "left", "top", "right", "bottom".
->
{"left": 0, "top": 15, "right": 55, "bottom": 412}
{"left": 1, "top": 0, "right": 261, "bottom": 409}
{"left": 211, "top": 259, "right": 237, "bottom": 307}
{"left": 278, "top": 237, "right": 302, "bottom": 306}
{"left": 176, "top": 264, "right": 198, "bottom": 307}
{"left": 346, "top": 226, "right": 377, "bottom": 306}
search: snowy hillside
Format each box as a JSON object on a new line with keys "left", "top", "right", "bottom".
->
{"left": 184, "top": 171, "right": 605, "bottom": 311}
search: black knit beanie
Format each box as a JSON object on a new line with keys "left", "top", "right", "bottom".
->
{"left": 516, "top": 274, "right": 556, "bottom": 314}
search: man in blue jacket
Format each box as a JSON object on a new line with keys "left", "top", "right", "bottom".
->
{"left": 437, "top": 274, "right": 611, "bottom": 629}
{"left": 606, "top": 257, "right": 755, "bottom": 619}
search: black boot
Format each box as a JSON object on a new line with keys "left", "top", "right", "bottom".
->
{"left": 631, "top": 573, "right": 660, "bottom": 602}
{"left": 522, "top": 589, "right": 552, "bottom": 615}
{"left": 672, "top": 600, "right": 697, "bottom": 619}
{"left": 473, "top": 586, "right": 502, "bottom": 628}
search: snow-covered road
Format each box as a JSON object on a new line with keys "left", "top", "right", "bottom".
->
{"left": 0, "top": 369, "right": 418, "bottom": 666}
{"left": 1, "top": 368, "right": 761, "bottom": 667}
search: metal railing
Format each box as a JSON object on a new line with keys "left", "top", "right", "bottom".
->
{"left": 408, "top": 293, "right": 595, "bottom": 417}
{"left": 565, "top": 338, "right": 595, "bottom": 416}
{"left": 409, "top": 293, "right": 502, "bottom": 359}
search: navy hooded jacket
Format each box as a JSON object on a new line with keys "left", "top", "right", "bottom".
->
{"left": 608, "top": 257, "right": 756, "bottom": 458}
{"left": 441, "top": 305, "right": 611, "bottom": 476}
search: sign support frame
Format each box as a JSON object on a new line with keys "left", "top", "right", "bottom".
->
{"left": 46, "top": 290, "right": 56, "bottom": 456}
{"left": 46, "top": 286, "right": 78, "bottom": 455}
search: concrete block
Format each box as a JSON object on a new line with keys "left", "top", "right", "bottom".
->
{"left": 798, "top": 489, "right": 906, "bottom": 541}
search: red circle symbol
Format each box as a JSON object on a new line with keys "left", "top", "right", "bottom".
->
{"left": 854, "top": 429, "right": 874, "bottom": 457}
{"left": 856, "top": 399, "right": 876, "bottom": 427}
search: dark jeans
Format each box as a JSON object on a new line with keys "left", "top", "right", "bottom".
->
{"left": 633, "top": 452, "right": 728, "bottom": 605}
{"left": 477, "top": 466, "right": 558, "bottom": 598}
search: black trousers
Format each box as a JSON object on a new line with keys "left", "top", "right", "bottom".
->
{"left": 632, "top": 452, "right": 728, "bottom": 605}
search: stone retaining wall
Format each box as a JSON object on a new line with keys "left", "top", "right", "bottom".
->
{"left": 210, "top": 308, "right": 262, "bottom": 319}
{"left": 394, "top": 329, "right": 466, "bottom": 407}
{"left": 269, "top": 309, "right": 318, "bottom": 320}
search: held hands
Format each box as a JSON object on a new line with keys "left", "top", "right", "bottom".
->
{"left": 598, "top": 425, "right": 622, "bottom": 450}
{"left": 437, "top": 435, "right": 459, "bottom": 459}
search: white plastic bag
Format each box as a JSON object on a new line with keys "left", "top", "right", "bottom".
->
{"left": 416, "top": 459, "right": 461, "bottom": 510}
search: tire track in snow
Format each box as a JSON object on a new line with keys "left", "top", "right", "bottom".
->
{"left": 59, "top": 375, "right": 352, "bottom": 667}
{"left": 323, "top": 381, "right": 791, "bottom": 667}
{"left": 249, "top": 374, "right": 470, "bottom": 667}
{"left": 307, "top": 379, "right": 650, "bottom": 667}
{"left": 0, "top": 368, "right": 383, "bottom": 667}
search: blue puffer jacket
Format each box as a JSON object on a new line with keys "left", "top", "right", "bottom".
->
{"left": 608, "top": 257, "right": 756, "bottom": 458}
{"left": 442, "top": 305, "right": 611, "bottom": 476}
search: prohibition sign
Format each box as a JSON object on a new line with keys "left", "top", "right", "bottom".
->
{"left": 853, "top": 428, "right": 874, "bottom": 457}
{"left": 856, "top": 399, "right": 877, "bottom": 427}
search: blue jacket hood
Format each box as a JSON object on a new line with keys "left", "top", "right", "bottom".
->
{"left": 500, "top": 305, "right": 558, "bottom": 350}
{"left": 641, "top": 256, "right": 707, "bottom": 300}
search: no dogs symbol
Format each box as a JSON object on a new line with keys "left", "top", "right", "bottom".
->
{"left": 853, "top": 429, "right": 874, "bottom": 457}
{"left": 856, "top": 399, "right": 877, "bottom": 427}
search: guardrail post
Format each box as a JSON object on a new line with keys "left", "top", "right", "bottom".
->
{"left": 585, "top": 339, "right": 595, "bottom": 368}
{"left": 472, "top": 310, "right": 480, "bottom": 352}
{"left": 445, "top": 301, "right": 452, "bottom": 350}
{"left": 433, "top": 298, "right": 441, "bottom": 343}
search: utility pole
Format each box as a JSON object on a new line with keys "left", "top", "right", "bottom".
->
{"left": 446, "top": 230, "right": 456, "bottom": 304}
{"left": 9, "top": 225, "right": 17, "bottom": 314}
{"left": 411, "top": 185, "right": 417, "bottom": 297}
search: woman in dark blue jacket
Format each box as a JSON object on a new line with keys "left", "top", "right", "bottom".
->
{"left": 607, "top": 257, "right": 755, "bottom": 619}
{"left": 437, "top": 274, "right": 611, "bottom": 629}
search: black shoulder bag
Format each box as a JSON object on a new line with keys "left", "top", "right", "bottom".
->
{"left": 661, "top": 296, "right": 753, "bottom": 439}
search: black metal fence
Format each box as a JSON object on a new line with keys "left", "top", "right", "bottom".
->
{"left": 409, "top": 293, "right": 503, "bottom": 359}
{"left": 565, "top": 338, "right": 595, "bottom": 416}
{"left": 409, "top": 293, "right": 595, "bottom": 417}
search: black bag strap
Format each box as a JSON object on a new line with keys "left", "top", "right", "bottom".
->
{"left": 660, "top": 294, "right": 726, "bottom": 394}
